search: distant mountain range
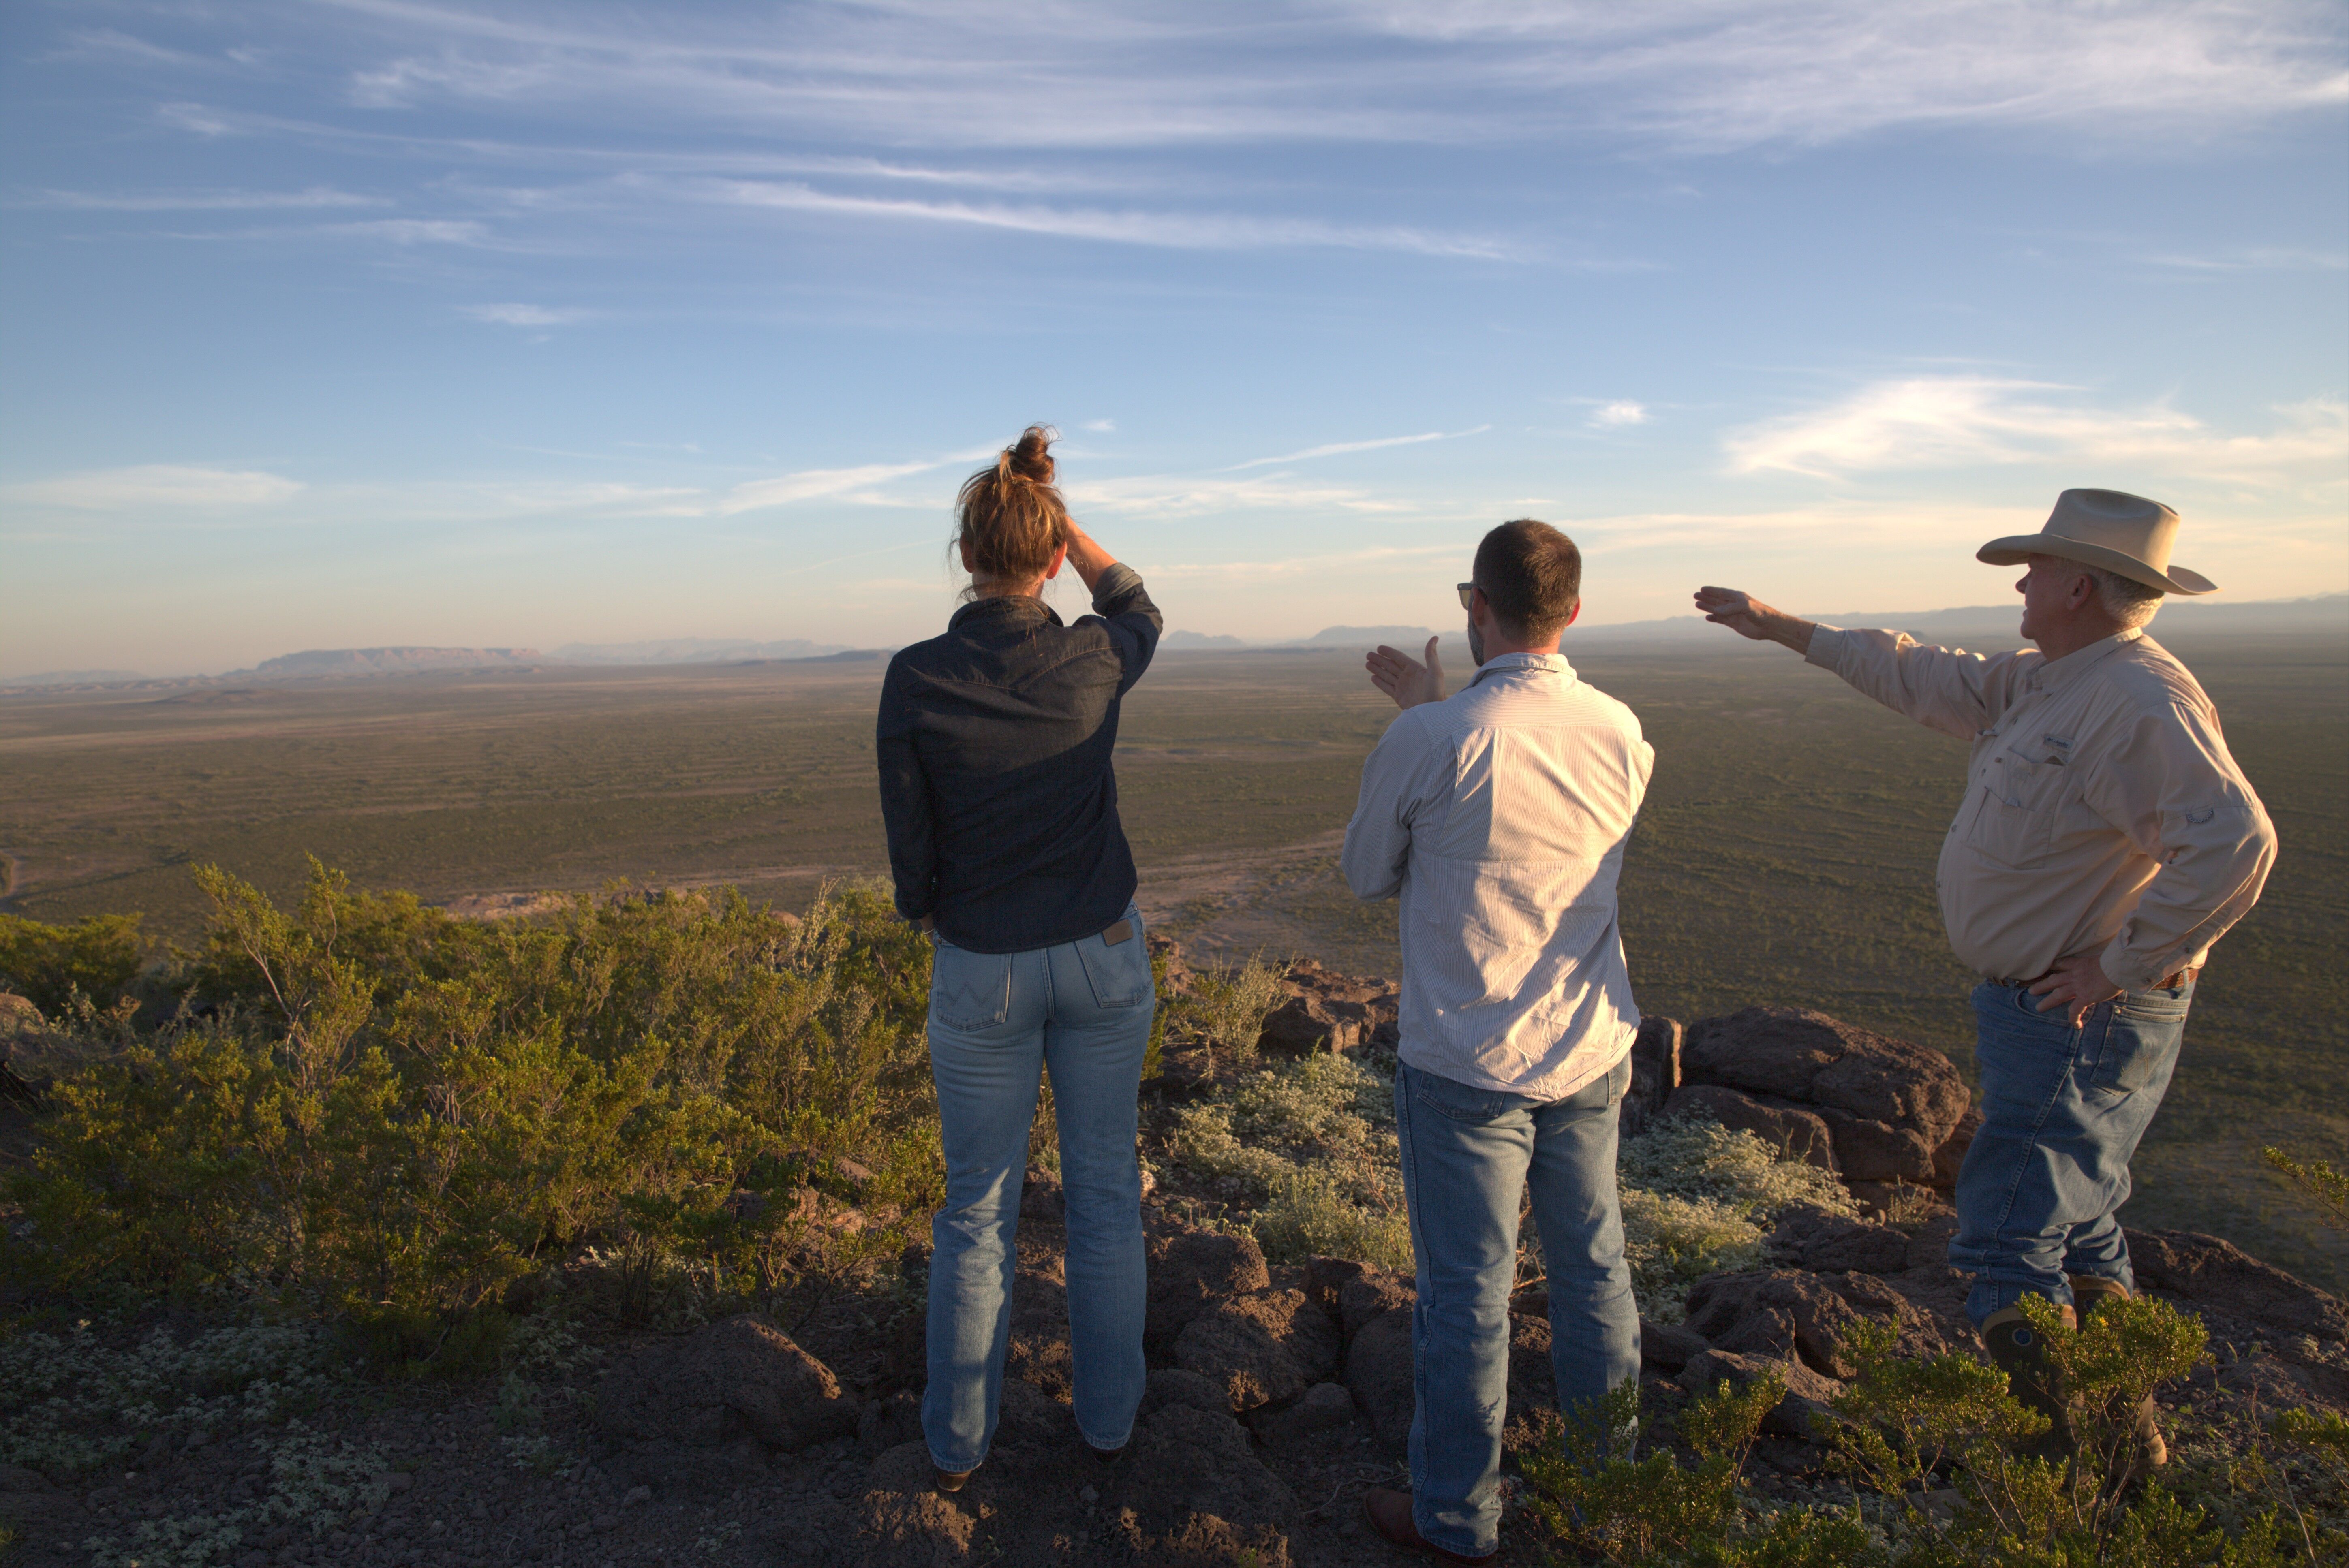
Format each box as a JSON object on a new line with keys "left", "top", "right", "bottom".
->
{"left": 252, "top": 647, "right": 545, "bottom": 677}
{"left": 552, "top": 637, "right": 847, "bottom": 664}
{"left": 7, "top": 594, "right": 2338, "bottom": 690}
{"left": 1566, "top": 591, "right": 2347, "bottom": 647}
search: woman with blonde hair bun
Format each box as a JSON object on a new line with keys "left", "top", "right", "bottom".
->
{"left": 875, "top": 425, "right": 1163, "bottom": 1493}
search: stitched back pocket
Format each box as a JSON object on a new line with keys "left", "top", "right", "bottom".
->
{"left": 1072, "top": 910, "right": 1153, "bottom": 1010}
{"left": 929, "top": 936, "right": 1013, "bottom": 1030}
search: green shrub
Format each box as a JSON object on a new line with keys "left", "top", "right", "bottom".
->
{"left": 1170, "top": 953, "right": 1289, "bottom": 1068}
{"left": 1615, "top": 1113, "right": 1857, "bottom": 1322}
{"left": 2263, "top": 1146, "right": 2349, "bottom": 1233}
{"left": 1251, "top": 1166, "right": 1413, "bottom": 1273}
{"left": 0, "top": 912, "right": 145, "bottom": 1014}
{"left": 1514, "top": 1291, "right": 2341, "bottom": 1566}
{"left": 4, "top": 861, "right": 939, "bottom": 1319}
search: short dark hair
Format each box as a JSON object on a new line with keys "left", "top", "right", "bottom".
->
{"left": 1472, "top": 519, "right": 1582, "bottom": 641}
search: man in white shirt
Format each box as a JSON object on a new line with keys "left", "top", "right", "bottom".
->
{"left": 1342, "top": 520, "right": 1654, "bottom": 1566}
{"left": 1695, "top": 489, "right": 2276, "bottom": 1470}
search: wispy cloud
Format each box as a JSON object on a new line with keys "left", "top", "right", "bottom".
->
{"left": 156, "top": 102, "right": 237, "bottom": 137}
{"left": 154, "top": 2, "right": 2349, "bottom": 156}
{"left": 1589, "top": 402, "right": 1648, "bottom": 429}
{"left": 1724, "top": 379, "right": 2349, "bottom": 486}
{"left": 702, "top": 180, "right": 1514, "bottom": 258}
{"left": 3, "top": 465, "right": 305, "bottom": 510}
{"left": 333, "top": 217, "right": 490, "bottom": 245}
{"left": 35, "top": 186, "right": 386, "bottom": 211}
{"left": 1065, "top": 474, "right": 1413, "bottom": 519}
{"left": 2147, "top": 247, "right": 2349, "bottom": 273}
{"left": 460, "top": 302, "right": 588, "bottom": 326}
{"left": 716, "top": 459, "right": 960, "bottom": 515}
{"left": 1225, "top": 426, "right": 1492, "bottom": 471}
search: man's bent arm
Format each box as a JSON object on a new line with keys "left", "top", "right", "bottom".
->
{"left": 1341, "top": 715, "right": 1427, "bottom": 901}
{"left": 2086, "top": 703, "right": 2279, "bottom": 990}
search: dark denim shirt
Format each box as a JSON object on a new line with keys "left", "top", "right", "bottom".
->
{"left": 875, "top": 564, "right": 1161, "bottom": 953}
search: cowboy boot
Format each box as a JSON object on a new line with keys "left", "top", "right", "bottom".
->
{"left": 1980, "top": 1301, "right": 2077, "bottom": 1462}
{"left": 2069, "top": 1274, "right": 2169, "bottom": 1474}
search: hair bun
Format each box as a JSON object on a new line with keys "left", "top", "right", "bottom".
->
{"left": 1005, "top": 424, "right": 1056, "bottom": 483}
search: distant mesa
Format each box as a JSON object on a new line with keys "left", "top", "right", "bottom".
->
{"left": 1161, "top": 630, "right": 1249, "bottom": 649}
{"left": 1300, "top": 626, "right": 1438, "bottom": 647}
{"left": 554, "top": 637, "right": 847, "bottom": 665}
{"left": 252, "top": 647, "right": 543, "bottom": 678}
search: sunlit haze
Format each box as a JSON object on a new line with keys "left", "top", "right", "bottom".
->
{"left": 3, "top": 2, "right": 2344, "bottom": 677}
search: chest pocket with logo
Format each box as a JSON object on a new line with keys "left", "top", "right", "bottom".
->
{"left": 1966, "top": 750, "right": 2069, "bottom": 868}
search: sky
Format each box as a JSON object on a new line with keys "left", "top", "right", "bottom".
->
{"left": 2, "top": 1, "right": 2344, "bottom": 677}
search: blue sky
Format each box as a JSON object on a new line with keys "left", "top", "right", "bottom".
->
{"left": 3, "top": 2, "right": 2343, "bottom": 677}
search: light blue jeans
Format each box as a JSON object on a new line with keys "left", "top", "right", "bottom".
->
{"left": 1951, "top": 978, "right": 2193, "bottom": 1328}
{"left": 920, "top": 905, "right": 1154, "bottom": 1473}
{"left": 1393, "top": 1053, "right": 1641, "bottom": 1559}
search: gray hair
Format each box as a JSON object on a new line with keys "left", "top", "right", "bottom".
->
{"left": 2053, "top": 559, "right": 2165, "bottom": 628}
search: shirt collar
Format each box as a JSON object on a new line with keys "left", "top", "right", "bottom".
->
{"left": 1468, "top": 650, "right": 1578, "bottom": 688}
{"left": 2026, "top": 627, "right": 2139, "bottom": 694}
{"left": 948, "top": 594, "right": 1064, "bottom": 634}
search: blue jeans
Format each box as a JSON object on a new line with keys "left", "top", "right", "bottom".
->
{"left": 1393, "top": 1053, "right": 1641, "bottom": 1559}
{"left": 921, "top": 905, "right": 1154, "bottom": 1472}
{"left": 1950, "top": 978, "right": 2193, "bottom": 1328}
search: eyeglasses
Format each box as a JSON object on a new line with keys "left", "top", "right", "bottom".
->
{"left": 1457, "top": 582, "right": 1478, "bottom": 610}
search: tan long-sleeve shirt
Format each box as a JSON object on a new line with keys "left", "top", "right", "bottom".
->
{"left": 1804, "top": 625, "right": 2276, "bottom": 991}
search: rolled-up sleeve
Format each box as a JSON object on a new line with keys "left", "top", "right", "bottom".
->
{"left": 874, "top": 662, "right": 937, "bottom": 922}
{"left": 1342, "top": 711, "right": 1433, "bottom": 902}
{"left": 2085, "top": 701, "right": 2279, "bottom": 990}
{"left": 1808, "top": 625, "right": 2020, "bottom": 741}
{"left": 1088, "top": 562, "right": 1162, "bottom": 696}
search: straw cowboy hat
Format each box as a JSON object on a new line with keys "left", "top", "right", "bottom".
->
{"left": 1977, "top": 488, "right": 2216, "bottom": 595}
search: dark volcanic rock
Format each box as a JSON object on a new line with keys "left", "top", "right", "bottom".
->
{"left": 1337, "top": 1270, "right": 1415, "bottom": 1344}
{"left": 1678, "top": 1348, "right": 1844, "bottom": 1438}
{"left": 1684, "top": 1269, "right": 1941, "bottom": 1380}
{"left": 1932, "top": 1108, "right": 1982, "bottom": 1188}
{"left": 1817, "top": 1106, "right": 1940, "bottom": 1183}
{"left": 1665, "top": 1084, "right": 1838, "bottom": 1170}
{"left": 1620, "top": 1014, "right": 1682, "bottom": 1139}
{"left": 1304, "top": 1254, "right": 1376, "bottom": 1318}
{"left": 1640, "top": 1318, "right": 1710, "bottom": 1372}
{"left": 1683, "top": 1007, "right": 1967, "bottom": 1138}
{"left": 1174, "top": 1289, "right": 1341, "bottom": 1411}
{"left": 1148, "top": 1226, "right": 1272, "bottom": 1356}
{"left": 1111, "top": 1401, "right": 1298, "bottom": 1565}
{"left": 597, "top": 1313, "right": 860, "bottom": 1452}
{"left": 2128, "top": 1229, "right": 2349, "bottom": 1344}
{"left": 1768, "top": 1204, "right": 1913, "bottom": 1275}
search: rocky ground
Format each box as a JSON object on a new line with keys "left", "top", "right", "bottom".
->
{"left": 5, "top": 959, "right": 2346, "bottom": 1567}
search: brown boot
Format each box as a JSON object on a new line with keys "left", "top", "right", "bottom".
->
{"left": 1360, "top": 1488, "right": 1497, "bottom": 1566}
{"left": 1981, "top": 1302, "right": 2078, "bottom": 1462}
{"left": 2069, "top": 1275, "right": 2169, "bottom": 1474}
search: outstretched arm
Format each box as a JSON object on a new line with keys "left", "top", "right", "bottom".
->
{"left": 1694, "top": 587, "right": 1816, "bottom": 655}
{"left": 1701, "top": 584, "right": 2014, "bottom": 740}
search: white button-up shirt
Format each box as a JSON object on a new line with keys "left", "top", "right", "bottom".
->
{"left": 1805, "top": 625, "right": 2276, "bottom": 990}
{"left": 1341, "top": 652, "right": 1654, "bottom": 1098}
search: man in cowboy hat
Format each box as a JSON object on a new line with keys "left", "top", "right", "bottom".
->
{"left": 1693, "top": 489, "right": 2276, "bottom": 1465}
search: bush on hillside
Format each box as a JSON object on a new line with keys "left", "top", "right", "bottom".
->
{"left": 0, "top": 911, "right": 146, "bottom": 1015}
{"left": 1517, "top": 1291, "right": 2346, "bottom": 1566}
{"left": 3, "top": 862, "right": 939, "bottom": 1320}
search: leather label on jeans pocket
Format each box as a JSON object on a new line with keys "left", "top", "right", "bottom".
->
{"left": 1102, "top": 918, "right": 1134, "bottom": 946}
